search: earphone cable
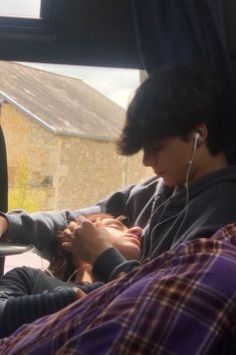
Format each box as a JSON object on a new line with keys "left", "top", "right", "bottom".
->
{"left": 140, "top": 185, "right": 177, "bottom": 261}
{"left": 141, "top": 136, "right": 198, "bottom": 261}
{"left": 171, "top": 141, "right": 197, "bottom": 243}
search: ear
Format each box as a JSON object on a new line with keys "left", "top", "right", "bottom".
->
{"left": 193, "top": 124, "right": 208, "bottom": 146}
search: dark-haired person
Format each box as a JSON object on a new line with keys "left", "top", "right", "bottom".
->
{"left": 1, "top": 66, "right": 236, "bottom": 282}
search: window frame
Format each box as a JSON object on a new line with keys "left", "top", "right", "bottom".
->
{"left": 0, "top": 0, "right": 54, "bottom": 43}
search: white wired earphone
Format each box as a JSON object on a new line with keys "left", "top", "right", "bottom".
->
{"left": 188, "top": 132, "right": 200, "bottom": 167}
{"left": 182, "top": 132, "right": 200, "bottom": 207}
{"left": 141, "top": 132, "right": 200, "bottom": 261}
{"left": 169, "top": 131, "right": 200, "bottom": 244}
{"left": 194, "top": 132, "right": 200, "bottom": 149}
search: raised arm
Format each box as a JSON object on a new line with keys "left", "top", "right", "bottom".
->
{"left": 0, "top": 176, "right": 157, "bottom": 261}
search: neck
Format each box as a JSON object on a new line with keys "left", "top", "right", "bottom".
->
{"left": 72, "top": 264, "right": 93, "bottom": 283}
{"left": 190, "top": 151, "right": 228, "bottom": 183}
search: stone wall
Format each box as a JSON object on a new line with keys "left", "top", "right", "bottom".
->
{"left": 1, "top": 102, "right": 58, "bottom": 210}
{"left": 56, "top": 136, "right": 152, "bottom": 209}
{"left": 1, "top": 102, "right": 152, "bottom": 211}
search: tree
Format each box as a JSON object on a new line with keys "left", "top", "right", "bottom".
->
{"left": 8, "top": 158, "right": 41, "bottom": 212}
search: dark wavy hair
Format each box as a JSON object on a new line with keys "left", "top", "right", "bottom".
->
{"left": 117, "top": 66, "right": 231, "bottom": 157}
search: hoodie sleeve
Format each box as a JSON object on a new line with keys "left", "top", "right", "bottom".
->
{"left": 1, "top": 176, "right": 158, "bottom": 260}
{"left": 1, "top": 209, "right": 75, "bottom": 260}
{"left": 92, "top": 247, "right": 140, "bottom": 283}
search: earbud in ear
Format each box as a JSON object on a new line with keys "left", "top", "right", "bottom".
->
{"left": 188, "top": 133, "right": 200, "bottom": 166}
{"left": 193, "top": 132, "right": 200, "bottom": 150}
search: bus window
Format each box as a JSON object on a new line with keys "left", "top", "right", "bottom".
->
{"left": 0, "top": 0, "right": 41, "bottom": 18}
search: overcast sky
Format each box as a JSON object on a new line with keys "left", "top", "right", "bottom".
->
{"left": 0, "top": 0, "right": 41, "bottom": 17}
{"left": 0, "top": 0, "right": 140, "bottom": 108}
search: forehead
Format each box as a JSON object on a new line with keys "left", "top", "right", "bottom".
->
{"left": 143, "top": 136, "right": 188, "bottom": 152}
{"left": 101, "top": 218, "right": 127, "bottom": 230}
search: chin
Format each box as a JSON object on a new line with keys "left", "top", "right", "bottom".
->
{"left": 125, "top": 250, "right": 141, "bottom": 260}
{"left": 164, "top": 177, "right": 183, "bottom": 187}
{"left": 163, "top": 179, "right": 176, "bottom": 187}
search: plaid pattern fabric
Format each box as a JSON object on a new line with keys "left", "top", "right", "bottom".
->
{"left": 1, "top": 224, "right": 236, "bottom": 354}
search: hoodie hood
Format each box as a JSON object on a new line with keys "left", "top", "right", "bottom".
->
{"left": 165, "top": 165, "right": 236, "bottom": 207}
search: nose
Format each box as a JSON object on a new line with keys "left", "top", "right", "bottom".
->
{"left": 143, "top": 150, "right": 154, "bottom": 167}
{"left": 95, "top": 221, "right": 102, "bottom": 228}
{"left": 127, "top": 226, "right": 142, "bottom": 238}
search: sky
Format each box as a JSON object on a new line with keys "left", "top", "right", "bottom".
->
{"left": 0, "top": 0, "right": 140, "bottom": 108}
{"left": 0, "top": 0, "right": 41, "bottom": 18}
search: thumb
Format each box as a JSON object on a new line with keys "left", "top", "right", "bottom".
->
{"left": 61, "top": 241, "right": 73, "bottom": 252}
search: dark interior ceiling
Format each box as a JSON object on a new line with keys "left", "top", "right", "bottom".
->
{"left": 0, "top": 0, "right": 144, "bottom": 215}
{"left": 0, "top": 0, "right": 235, "bottom": 69}
{"left": 0, "top": 0, "right": 142, "bottom": 69}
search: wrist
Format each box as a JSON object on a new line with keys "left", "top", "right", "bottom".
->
{"left": 89, "top": 244, "right": 113, "bottom": 265}
{"left": 0, "top": 215, "right": 8, "bottom": 240}
{"left": 93, "top": 247, "right": 127, "bottom": 282}
{"left": 74, "top": 287, "right": 86, "bottom": 299}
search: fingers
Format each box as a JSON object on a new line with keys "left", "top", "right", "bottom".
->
{"left": 59, "top": 217, "right": 91, "bottom": 250}
{"left": 68, "top": 217, "right": 96, "bottom": 237}
{"left": 61, "top": 241, "right": 73, "bottom": 252}
{"left": 60, "top": 217, "right": 93, "bottom": 251}
{"left": 76, "top": 288, "right": 86, "bottom": 299}
{"left": 74, "top": 215, "right": 87, "bottom": 224}
{"left": 58, "top": 228, "right": 72, "bottom": 244}
{"left": 73, "top": 215, "right": 92, "bottom": 230}
{"left": 64, "top": 216, "right": 103, "bottom": 241}
{"left": 68, "top": 222, "right": 80, "bottom": 238}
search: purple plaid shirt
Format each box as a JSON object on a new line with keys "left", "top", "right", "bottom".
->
{"left": 1, "top": 224, "right": 236, "bottom": 354}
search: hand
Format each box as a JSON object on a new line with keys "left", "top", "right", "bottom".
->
{"left": 57, "top": 227, "right": 73, "bottom": 244}
{"left": 75, "top": 287, "right": 86, "bottom": 299}
{"left": 0, "top": 216, "right": 8, "bottom": 240}
{"left": 61, "top": 216, "right": 112, "bottom": 264}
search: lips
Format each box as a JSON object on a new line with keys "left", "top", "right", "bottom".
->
{"left": 125, "top": 234, "right": 141, "bottom": 248}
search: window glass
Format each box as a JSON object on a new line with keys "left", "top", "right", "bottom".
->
{"left": 1, "top": 62, "right": 152, "bottom": 271}
{"left": 0, "top": 0, "right": 41, "bottom": 18}
{"left": 0, "top": 2, "right": 151, "bottom": 272}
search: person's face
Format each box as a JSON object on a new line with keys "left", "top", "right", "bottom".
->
{"left": 143, "top": 137, "right": 194, "bottom": 187}
{"left": 95, "top": 217, "right": 142, "bottom": 260}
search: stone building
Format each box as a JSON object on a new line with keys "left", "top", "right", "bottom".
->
{"left": 0, "top": 62, "right": 152, "bottom": 211}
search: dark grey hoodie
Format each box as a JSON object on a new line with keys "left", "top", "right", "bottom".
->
{"left": 4, "top": 166, "right": 236, "bottom": 281}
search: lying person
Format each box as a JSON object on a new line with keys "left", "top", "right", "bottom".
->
{"left": 49, "top": 213, "right": 141, "bottom": 282}
{"left": 0, "top": 223, "right": 236, "bottom": 354}
{"left": 0, "top": 214, "right": 141, "bottom": 338}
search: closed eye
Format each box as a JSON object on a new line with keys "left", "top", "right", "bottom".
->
{"left": 103, "top": 219, "right": 126, "bottom": 231}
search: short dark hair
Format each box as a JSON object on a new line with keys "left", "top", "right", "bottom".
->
{"left": 117, "top": 66, "right": 231, "bottom": 156}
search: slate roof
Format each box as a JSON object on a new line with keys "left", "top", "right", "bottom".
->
{"left": 0, "top": 61, "right": 125, "bottom": 141}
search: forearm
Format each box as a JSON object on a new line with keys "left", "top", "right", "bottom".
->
{"left": 0, "top": 289, "right": 79, "bottom": 338}
{"left": 1, "top": 210, "right": 74, "bottom": 260}
{"left": 0, "top": 191, "right": 127, "bottom": 260}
